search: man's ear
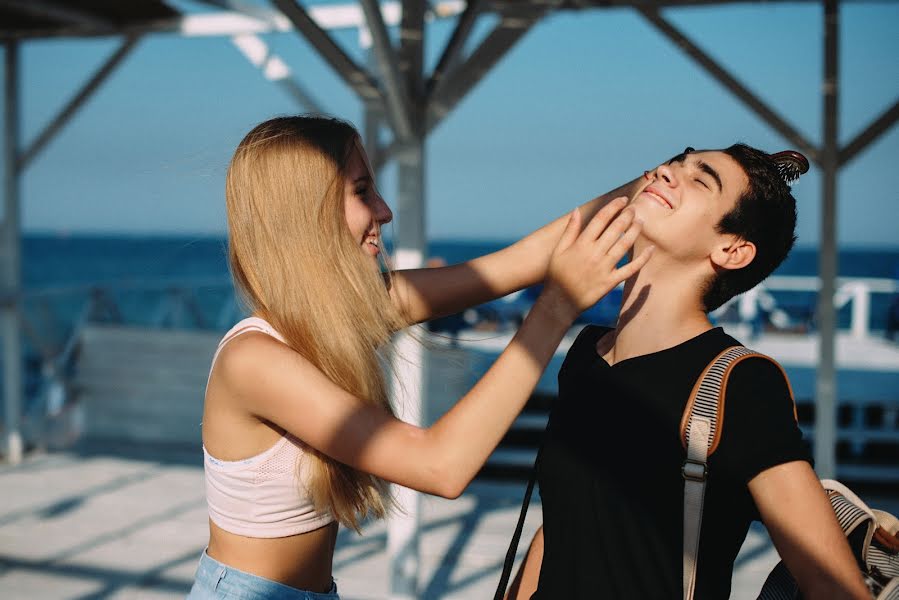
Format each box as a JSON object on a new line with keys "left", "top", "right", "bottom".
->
{"left": 711, "top": 237, "right": 756, "bottom": 271}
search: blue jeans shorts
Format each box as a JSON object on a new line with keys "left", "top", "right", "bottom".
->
{"left": 186, "top": 550, "right": 339, "bottom": 600}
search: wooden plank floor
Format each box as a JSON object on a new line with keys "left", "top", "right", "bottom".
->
{"left": 2, "top": 446, "right": 896, "bottom": 599}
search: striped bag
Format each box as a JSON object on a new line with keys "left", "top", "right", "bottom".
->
{"left": 757, "top": 479, "right": 899, "bottom": 599}
{"left": 681, "top": 346, "right": 899, "bottom": 600}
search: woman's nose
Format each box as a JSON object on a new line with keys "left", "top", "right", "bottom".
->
{"left": 375, "top": 195, "right": 393, "bottom": 225}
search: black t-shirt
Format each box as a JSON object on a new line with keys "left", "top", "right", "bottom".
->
{"left": 533, "top": 325, "right": 812, "bottom": 599}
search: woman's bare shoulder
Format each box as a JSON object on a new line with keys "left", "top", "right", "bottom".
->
{"left": 209, "top": 331, "right": 303, "bottom": 399}
{"left": 218, "top": 329, "right": 294, "bottom": 369}
{"left": 203, "top": 332, "right": 297, "bottom": 456}
{"left": 211, "top": 330, "right": 351, "bottom": 419}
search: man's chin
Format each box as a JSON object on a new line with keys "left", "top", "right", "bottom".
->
{"left": 632, "top": 225, "right": 663, "bottom": 254}
{"left": 628, "top": 201, "right": 657, "bottom": 226}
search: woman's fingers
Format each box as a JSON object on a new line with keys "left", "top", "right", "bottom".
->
{"left": 592, "top": 207, "right": 637, "bottom": 257}
{"left": 556, "top": 209, "right": 582, "bottom": 255}
{"left": 544, "top": 195, "right": 654, "bottom": 314}
{"left": 581, "top": 196, "right": 628, "bottom": 241}
{"left": 603, "top": 217, "right": 643, "bottom": 264}
{"left": 613, "top": 244, "right": 654, "bottom": 282}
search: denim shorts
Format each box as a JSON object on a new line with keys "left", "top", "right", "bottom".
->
{"left": 186, "top": 550, "right": 339, "bottom": 600}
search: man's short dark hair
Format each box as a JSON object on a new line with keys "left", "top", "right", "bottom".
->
{"left": 701, "top": 143, "right": 798, "bottom": 312}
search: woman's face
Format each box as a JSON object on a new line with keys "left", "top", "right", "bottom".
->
{"left": 343, "top": 138, "right": 392, "bottom": 260}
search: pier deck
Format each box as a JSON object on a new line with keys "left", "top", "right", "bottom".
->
{"left": 3, "top": 445, "right": 896, "bottom": 599}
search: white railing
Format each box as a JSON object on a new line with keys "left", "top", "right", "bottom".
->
{"left": 714, "top": 275, "right": 898, "bottom": 339}
{"left": 8, "top": 276, "right": 899, "bottom": 482}
{"left": 13, "top": 273, "right": 899, "bottom": 369}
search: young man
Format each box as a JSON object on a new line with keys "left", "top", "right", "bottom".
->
{"left": 508, "top": 145, "right": 869, "bottom": 599}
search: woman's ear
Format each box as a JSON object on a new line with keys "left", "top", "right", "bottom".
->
{"left": 711, "top": 237, "right": 756, "bottom": 271}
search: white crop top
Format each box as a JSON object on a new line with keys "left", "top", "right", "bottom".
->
{"left": 203, "top": 317, "right": 334, "bottom": 538}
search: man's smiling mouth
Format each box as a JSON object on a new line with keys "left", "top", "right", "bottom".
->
{"left": 643, "top": 189, "right": 673, "bottom": 209}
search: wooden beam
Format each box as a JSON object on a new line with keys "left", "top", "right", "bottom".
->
{"left": 638, "top": 7, "right": 819, "bottom": 163}
{"left": 269, "top": 0, "right": 383, "bottom": 102}
{"left": 839, "top": 98, "right": 899, "bottom": 167}
{"left": 18, "top": 36, "right": 140, "bottom": 171}
{"left": 426, "top": 0, "right": 481, "bottom": 98}
{"left": 427, "top": 7, "right": 545, "bottom": 133}
{"left": 360, "top": 0, "right": 413, "bottom": 139}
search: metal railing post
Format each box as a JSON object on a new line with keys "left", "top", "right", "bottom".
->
{"left": 814, "top": 0, "right": 840, "bottom": 479}
{"left": 849, "top": 282, "right": 870, "bottom": 339}
{"left": 2, "top": 41, "right": 23, "bottom": 464}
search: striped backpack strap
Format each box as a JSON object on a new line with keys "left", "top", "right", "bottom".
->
{"left": 681, "top": 345, "right": 785, "bottom": 600}
{"left": 679, "top": 346, "right": 795, "bottom": 460}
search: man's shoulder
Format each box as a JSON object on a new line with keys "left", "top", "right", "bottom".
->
{"left": 705, "top": 329, "right": 790, "bottom": 388}
{"left": 701, "top": 326, "right": 743, "bottom": 352}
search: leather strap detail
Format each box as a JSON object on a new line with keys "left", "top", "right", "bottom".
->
{"left": 679, "top": 347, "right": 797, "bottom": 457}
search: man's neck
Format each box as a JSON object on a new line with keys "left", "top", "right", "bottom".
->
{"left": 605, "top": 259, "right": 714, "bottom": 365}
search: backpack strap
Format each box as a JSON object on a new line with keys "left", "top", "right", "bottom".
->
{"left": 494, "top": 446, "right": 542, "bottom": 600}
{"left": 494, "top": 326, "right": 602, "bottom": 599}
{"left": 681, "top": 345, "right": 784, "bottom": 600}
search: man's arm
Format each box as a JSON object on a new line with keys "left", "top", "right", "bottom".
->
{"left": 388, "top": 177, "right": 643, "bottom": 324}
{"left": 749, "top": 461, "right": 869, "bottom": 600}
{"left": 505, "top": 525, "right": 544, "bottom": 600}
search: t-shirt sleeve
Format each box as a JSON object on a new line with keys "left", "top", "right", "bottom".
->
{"left": 721, "top": 356, "right": 813, "bottom": 484}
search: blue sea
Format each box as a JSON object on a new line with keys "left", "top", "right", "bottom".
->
{"left": 23, "top": 233, "right": 899, "bottom": 286}
{"left": 17, "top": 234, "right": 899, "bottom": 438}
{"left": 23, "top": 234, "right": 899, "bottom": 331}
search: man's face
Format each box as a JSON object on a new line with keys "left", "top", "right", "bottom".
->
{"left": 629, "top": 149, "right": 749, "bottom": 262}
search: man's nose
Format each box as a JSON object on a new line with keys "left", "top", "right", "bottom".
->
{"left": 655, "top": 163, "right": 679, "bottom": 187}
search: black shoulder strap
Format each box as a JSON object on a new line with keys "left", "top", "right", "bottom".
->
{"left": 494, "top": 446, "right": 541, "bottom": 600}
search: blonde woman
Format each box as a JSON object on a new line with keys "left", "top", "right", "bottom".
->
{"left": 187, "top": 115, "right": 652, "bottom": 599}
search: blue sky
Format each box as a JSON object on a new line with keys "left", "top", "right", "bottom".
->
{"left": 9, "top": 2, "right": 899, "bottom": 247}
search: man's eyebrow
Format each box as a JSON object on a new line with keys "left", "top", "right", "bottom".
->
{"left": 696, "top": 159, "right": 723, "bottom": 193}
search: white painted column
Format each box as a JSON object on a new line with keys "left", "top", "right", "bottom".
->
{"left": 387, "top": 139, "right": 426, "bottom": 600}
{"left": 387, "top": 317, "right": 424, "bottom": 600}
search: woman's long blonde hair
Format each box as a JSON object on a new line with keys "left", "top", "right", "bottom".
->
{"left": 225, "top": 115, "right": 406, "bottom": 531}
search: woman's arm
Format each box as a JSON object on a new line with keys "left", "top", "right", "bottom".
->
{"left": 388, "top": 178, "right": 643, "bottom": 324}
{"left": 748, "top": 461, "right": 869, "bottom": 600}
{"left": 218, "top": 201, "right": 651, "bottom": 498}
{"left": 505, "top": 525, "right": 544, "bottom": 600}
